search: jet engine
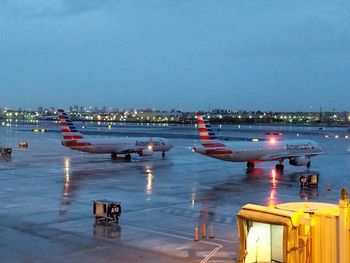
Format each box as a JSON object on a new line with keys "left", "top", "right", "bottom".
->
{"left": 289, "top": 156, "right": 309, "bottom": 166}
{"left": 138, "top": 148, "right": 153, "bottom": 156}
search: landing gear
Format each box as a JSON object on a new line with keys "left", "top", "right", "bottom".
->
{"left": 162, "top": 152, "right": 165, "bottom": 158}
{"left": 306, "top": 161, "right": 311, "bottom": 168}
{"left": 125, "top": 154, "right": 131, "bottom": 162}
{"left": 275, "top": 159, "right": 284, "bottom": 172}
{"left": 111, "top": 153, "right": 117, "bottom": 159}
{"left": 247, "top": 161, "right": 255, "bottom": 169}
{"left": 275, "top": 163, "right": 284, "bottom": 171}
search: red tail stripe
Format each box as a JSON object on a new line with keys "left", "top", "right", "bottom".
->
{"left": 59, "top": 122, "right": 75, "bottom": 126}
{"left": 200, "top": 136, "right": 210, "bottom": 140}
{"left": 64, "top": 141, "right": 92, "bottom": 147}
{"left": 59, "top": 122, "right": 70, "bottom": 126}
{"left": 201, "top": 143, "right": 226, "bottom": 147}
{"left": 198, "top": 128, "right": 208, "bottom": 132}
{"left": 61, "top": 128, "right": 71, "bottom": 132}
{"left": 63, "top": 135, "right": 84, "bottom": 140}
{"left": 205, "top": 150, "right": 233, "bottom": 155}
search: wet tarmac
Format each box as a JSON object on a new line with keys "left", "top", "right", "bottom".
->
{"left": 1, "top": 123, "right": 350, "bottom": 262}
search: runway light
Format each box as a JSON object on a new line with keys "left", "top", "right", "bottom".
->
{"left": 269, "top": 138, "right": 276, "bottom": 144}
{"left": 252, "top": 138, "right": 259, "bottom": 142}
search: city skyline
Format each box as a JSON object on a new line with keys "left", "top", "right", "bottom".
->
{"left": 1, "top": 1, "right": 350, "bottom": 111}
{"left": 0, "top": 105, "right": 350, "bottom": 114}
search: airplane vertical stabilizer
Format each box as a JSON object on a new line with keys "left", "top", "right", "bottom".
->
{"left": 57, "top": 109, "right": 84, "bottom": 142}
{"left": 196, "top": 112, "right": 227, "bottom": 148}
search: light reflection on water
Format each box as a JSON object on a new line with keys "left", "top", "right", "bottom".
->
{"left": 60, "top": 157, "right": 71, "bottom": 216}
{"left": 143, "top": 164, "right": 155, "bottom": 201}
{"left": 243, "top": 167, "right": 323, "bottom": 206}
{"left": 268, "top": 169, "right": 278, "bottom": 207}
{"left": 1, "top": 124, "right": 349, "bottom": 223}
{"left": 64, "top": 157, "right": 71, "bottom": 196}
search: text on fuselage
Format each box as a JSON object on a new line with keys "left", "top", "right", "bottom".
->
{"left": 286, "top": 143, "right": 313, "bottom": 151}
{"left": 135, "top": 140, "right": 164, "bottom": 147}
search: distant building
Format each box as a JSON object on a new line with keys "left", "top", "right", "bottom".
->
{"left": 212, "top": 109, "right": 231, "bottom": 114}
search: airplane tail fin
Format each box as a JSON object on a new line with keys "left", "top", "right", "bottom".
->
{"left": 57, "top": 109, "right": 84, "bottom": 142}
{"left": 196, "top": 112, "right": 227, "bottom": 148}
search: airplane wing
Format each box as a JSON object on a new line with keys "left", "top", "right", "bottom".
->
{"left": 115, "top": 145, "right": 153, "bottom": 155}
{"left": 117, "top": 148, "right": 144, "bottom": 154}
{"left": 260, "top": 151, "right": 324, "bottom": 161}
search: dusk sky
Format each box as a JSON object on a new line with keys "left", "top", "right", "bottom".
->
{"left": 1, "top": 1, "right": 350, "bottom": 112}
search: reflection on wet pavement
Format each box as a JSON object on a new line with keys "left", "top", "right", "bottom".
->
{"left": 0, "top": 124, "right": 350, "bottom": 262}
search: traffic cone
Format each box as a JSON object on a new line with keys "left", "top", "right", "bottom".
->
{"left": 194, "top": 225, "right": 199, "bottom": 241}
{"left": 202, "top": 223, "right": 207, "bottom": 238}
{"left": 209, "top": 223, "right": 214, "bottom": 238}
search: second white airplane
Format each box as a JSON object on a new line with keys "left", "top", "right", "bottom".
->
{"left": 193, "top": 113, "right": 323, "bottom": 171}
{"left": 57, "top": 109, "right": 173, "bottom": 161}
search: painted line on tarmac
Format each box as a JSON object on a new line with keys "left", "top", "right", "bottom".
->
{"left": 126, "top": 224, "right": 223, "bottom": 263}
{"left": 127, "top": 221, "right": 236, "bottom": 245}
{"left": 200, "top": 245, "right": 222, "bottom": 263}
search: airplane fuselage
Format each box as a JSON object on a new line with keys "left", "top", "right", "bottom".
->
{"left": 62, "top": 137, "right": 173, "bottom": 154}
{"left": 193, "top": 139, "right": 322, "bottom": 162}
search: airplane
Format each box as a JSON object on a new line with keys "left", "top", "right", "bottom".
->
{"left": 57, "top": 109, "right": 173, "bottom": 161}
{"left": 192, "top": 112, "right": 323, "bottom": 171}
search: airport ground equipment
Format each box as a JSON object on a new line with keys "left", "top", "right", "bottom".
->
{"left": 93, "top": 200, "right": 121, "bottom": 224}
{"left": 32, "top": 128, "right": 47, "bottom": 133}
{"left": 18, "top": 141, "right": 28, "bottom": 148}
{"left": 236, "top": 188, "right": 350, "bottom": 263}
{"left": 299, "top": 172, "right": 319, "bottom": 187}
{"left": 0, "top": 147, "right": 12, "bottom": 158}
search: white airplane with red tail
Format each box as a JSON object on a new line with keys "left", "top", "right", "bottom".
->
{"left": 192, "top": 112, "right": 323, "bottom": 171}
{"left": 57, "top": 109, "right": 173, "bottom": 161}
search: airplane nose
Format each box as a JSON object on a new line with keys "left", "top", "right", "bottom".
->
{"left": 192, "top": 146, "right": 205, "bottom": 154}
{"left": 162, "top": 139, "right": 174, "bottom": 151}
{"left": 167, "top": 142, "right": 174, "bottom": 150}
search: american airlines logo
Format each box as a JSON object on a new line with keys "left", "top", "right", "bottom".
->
{"left": 135, "top": 140, "right": 163, "bottom": 147}
{"left": 286, "top": 143, "right": 312, "bottom": 151}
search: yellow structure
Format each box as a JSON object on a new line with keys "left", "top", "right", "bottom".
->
{"left": 236, "top": 189, "right": 350, "bottom": 263}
